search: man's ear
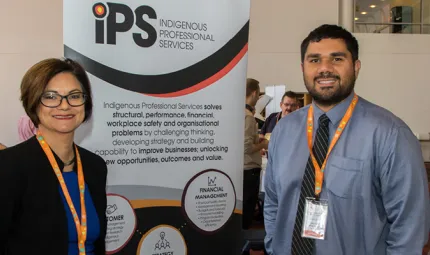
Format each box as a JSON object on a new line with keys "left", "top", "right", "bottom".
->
{"left": 354, "top": 59, "right": 361, "bottom": 77}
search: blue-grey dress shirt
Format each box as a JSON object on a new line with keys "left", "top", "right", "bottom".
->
{"left": 264, "top": 92, "right": 430, "bottom": 255}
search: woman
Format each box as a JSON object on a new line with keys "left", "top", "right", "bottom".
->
{"left": 0, "top": 58, "right": 107, "bottom": 254}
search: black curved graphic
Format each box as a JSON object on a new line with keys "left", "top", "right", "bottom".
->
{"left": 64, "top": 21, "right": 249, "bottom": 95}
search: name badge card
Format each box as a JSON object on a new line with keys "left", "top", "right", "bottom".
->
{"left": 302, "top": 197, "right": 328, "bottom": 240}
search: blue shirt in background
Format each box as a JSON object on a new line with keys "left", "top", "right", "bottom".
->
{"left": 264, "top": 92, "right": 430, "bottom": 255}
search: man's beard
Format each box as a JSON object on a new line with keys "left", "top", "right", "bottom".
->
{"left": 305, "top": 71, "right": 356, "bottom": 107}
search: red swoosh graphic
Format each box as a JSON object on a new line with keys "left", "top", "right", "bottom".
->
{"left": 144, "top": 43, "right": 248, "bottom": 98}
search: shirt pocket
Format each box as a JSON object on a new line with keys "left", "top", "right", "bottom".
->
{"left": 325, "top": 155, "right": 364, "bottom": 198}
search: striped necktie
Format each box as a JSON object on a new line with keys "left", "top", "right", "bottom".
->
{"left": 291, "top": 114, "right": 330, "bottom": 255}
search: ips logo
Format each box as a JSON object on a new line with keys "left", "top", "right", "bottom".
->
{"left": 92, "top": 2, "right": 157, "bottom": 47}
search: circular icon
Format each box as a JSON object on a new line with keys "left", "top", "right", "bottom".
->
{"left": 93, "top": 3, "right": 107, "bottom": 18}
{"left": 137, "top": 225, "right": 187, "bottom": 255}
{"left": 105, "top": 194, "right": 137, "bottom": 254}
{"left": 182, "top": 169, "right": 236, "bottom": 234}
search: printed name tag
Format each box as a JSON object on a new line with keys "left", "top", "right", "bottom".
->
{"left": 302, "top": 197, "right": 328, "bottom": 240}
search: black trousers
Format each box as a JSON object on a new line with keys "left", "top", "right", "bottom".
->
{"left": 242, "top": 168, "right": 262, "bottom": 229}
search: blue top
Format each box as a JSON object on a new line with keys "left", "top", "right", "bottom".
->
{"left": 264, "top": 92, "right": 430, "bottom": 255}
{"left": 59, "top": 171, "right": 100, "bottom": 255}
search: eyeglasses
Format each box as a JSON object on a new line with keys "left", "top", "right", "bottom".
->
{"left": 282, "top": 103, "right": 297, "bottom": 108}
{"left": 40, "top": 91, "right": 87, "bottom": 108}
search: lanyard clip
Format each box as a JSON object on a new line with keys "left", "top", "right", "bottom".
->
{"left": 315, "top": 194, "right": 320, "bottom": 201}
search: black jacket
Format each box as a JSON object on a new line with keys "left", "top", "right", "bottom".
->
{"left": 0, "top": 136, "right": 107, "bottom": 254}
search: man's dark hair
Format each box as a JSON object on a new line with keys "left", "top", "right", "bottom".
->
{"left": 300, "top": 24, "right": 359, "bottom": 63}
{"left": 282, "top": 91, "right": 298, "bottom": 102}
{"left": 246, "top": 78, "right": 260, "bottom": 97}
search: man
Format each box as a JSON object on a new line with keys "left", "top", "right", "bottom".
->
{"left": 244, "top": 78, "right": 269, "bottom": 229}
{"left": 264, "top": 24, "right": 429, "bottom": 255}
{"left": 259, "top": 91, "right": 298, "bottom": 140}
{"left": 0, "top": 143, "right": 6, "bottom": 150}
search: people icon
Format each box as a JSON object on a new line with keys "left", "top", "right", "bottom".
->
{"left": 154, "top": 231, "right": 170, "bottom": 250}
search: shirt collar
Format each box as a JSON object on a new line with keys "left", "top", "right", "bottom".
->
{"left": 312, "top": 92, "right": 355, "bottom": 126}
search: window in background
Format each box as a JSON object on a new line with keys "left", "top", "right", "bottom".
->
{"left": 424, "top": 0, "right": 430, "bottom": 23}
{"left": 354, "top": 0, "right": 430, "bottom": 34}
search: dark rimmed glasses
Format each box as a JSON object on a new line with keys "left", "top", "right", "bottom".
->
{"left": 282, "top": 102, "right": 297, "bottom": 108}
{"left": 40, "top": 91, "right": 87, "bottom": 108}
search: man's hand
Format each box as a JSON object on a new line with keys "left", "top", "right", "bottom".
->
{"left": 260, "top": 139, "right": 269, "bottom": 150}
{"left": 260, "top": 148, "right": 267, "bottom": 156}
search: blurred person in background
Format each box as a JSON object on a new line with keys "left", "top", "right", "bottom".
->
{"left": 18, "top": 114, "right": 37, "bottom": 141}
{"left": 244, "top": 78, "right": 269, "bottom": 229}
{"left": 259, "top": 91, "right": 299, "bottom": 141}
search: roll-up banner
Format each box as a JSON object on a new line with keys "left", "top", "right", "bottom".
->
{"left": 64, "top": 1, "right": 250, "bottom": 254}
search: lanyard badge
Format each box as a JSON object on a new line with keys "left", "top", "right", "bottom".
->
{"left": 302, "top": 198, "right": 329, "bottom": 239}
{"left": 37, "top": 131, "right": 87, "bottom": 255}
{"left": 301, "top": 94, "right": 358, "bottom": 240}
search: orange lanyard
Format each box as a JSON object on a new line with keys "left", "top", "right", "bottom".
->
{"left": 307, "top": 94, "right": 358, "bottom": 197}
{"left": 37, "top": 131, "right": 87, "bottom": 255}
